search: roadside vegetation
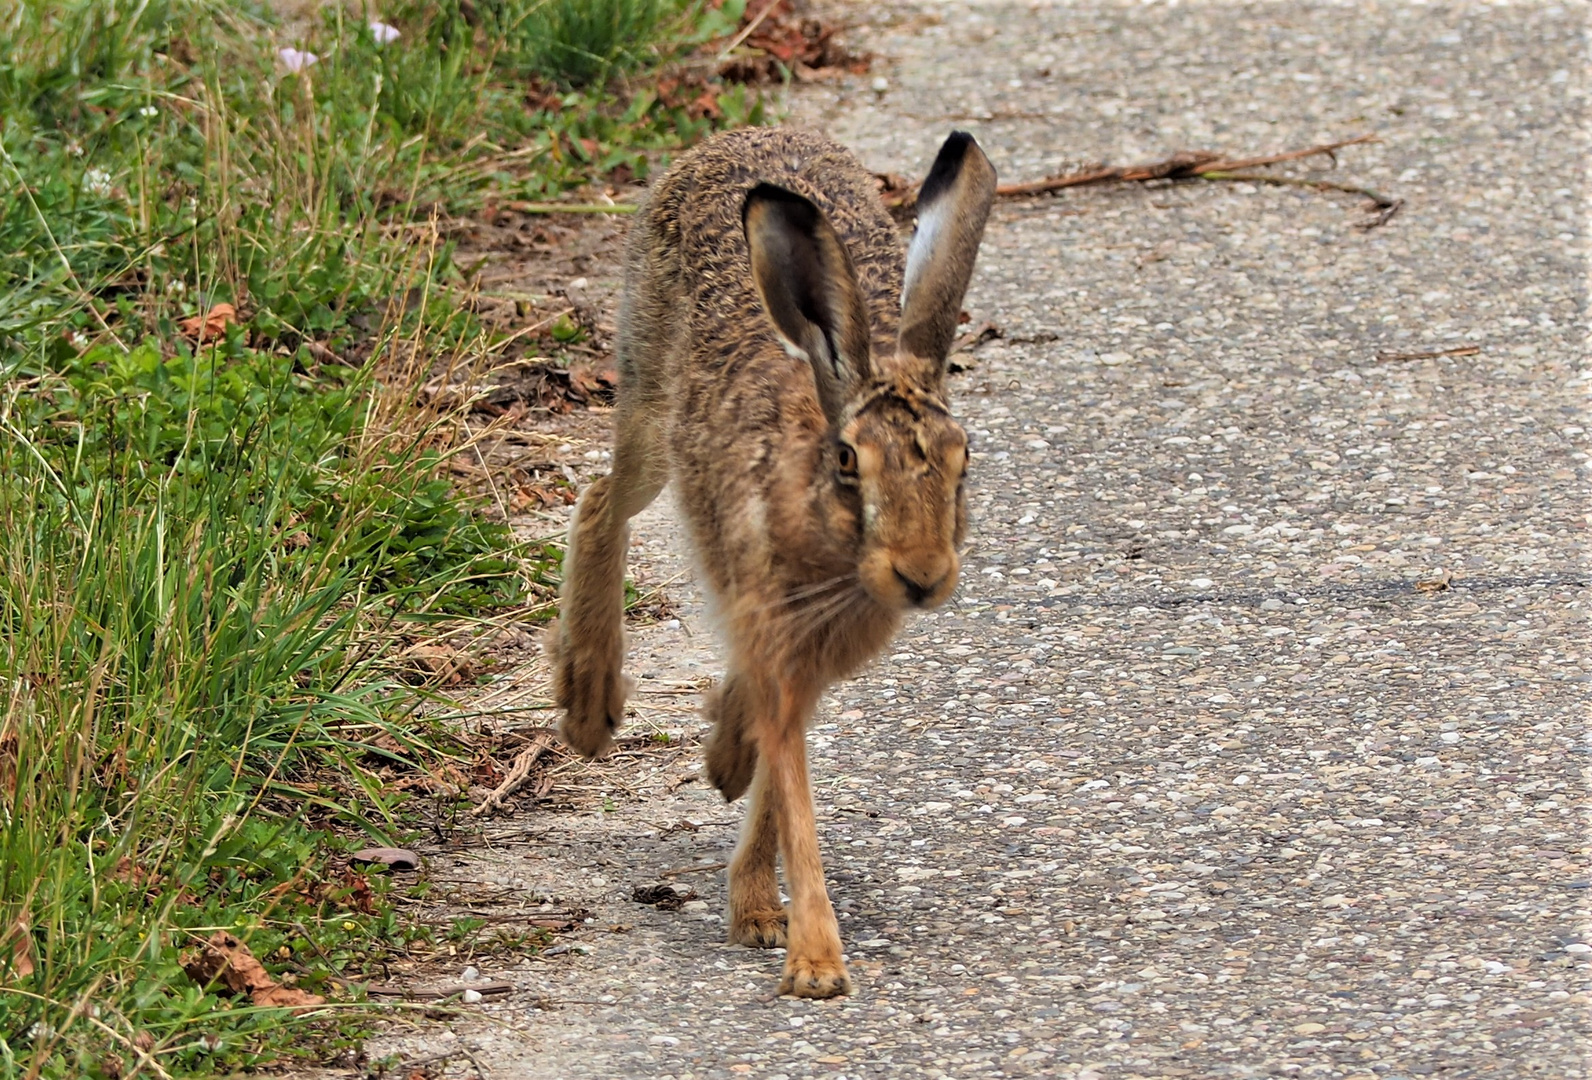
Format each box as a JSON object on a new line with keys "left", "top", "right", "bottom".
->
{"left": 0, "top": 1, "right": 761, "bottom": 1074}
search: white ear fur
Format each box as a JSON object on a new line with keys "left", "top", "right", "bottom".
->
{"left": 901, "top": 197, "right": 947, "bottom": 310}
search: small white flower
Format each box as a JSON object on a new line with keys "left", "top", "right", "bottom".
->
{"left": 138, "top": 105, "right": 158, "bottom": 117}
{"left": 278, "top": 47, "right": 319, "bottom": 73}
{"left": 65, "top": 140, "right": 84, "bottom": 157}
{"left": 369, "top": 21, "right": 400, "bottom": 45}
{"left": 84, "top": 167, "right": 113, "bottom": 197}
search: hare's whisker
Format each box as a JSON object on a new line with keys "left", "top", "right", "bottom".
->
{"left": 783, "top": 581, "right": 866, "bottom": 642}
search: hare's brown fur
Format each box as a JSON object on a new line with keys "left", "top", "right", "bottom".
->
{"left": 548, "top": 127, "right": 994, "bottom": 998}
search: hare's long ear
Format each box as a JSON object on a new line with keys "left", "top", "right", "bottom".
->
{"left": 898, "top": 132, "right": 997, "bottom": 381}
{"left": 743, "top": 183, "right": 872, "bottom": 425}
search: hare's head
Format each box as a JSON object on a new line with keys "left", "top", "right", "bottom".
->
{"left": 743, "top": 132, "right": 997, "bottom": 611}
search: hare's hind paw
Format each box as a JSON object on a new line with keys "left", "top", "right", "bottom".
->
{"left": 703, "top": 674, "right": 757, "bottom": 801}
{"left": 778, "top": 955, "right": 853, "bottom": 999}
{"left": 545, "top": 619, "right": 630, "bottom": 758}
{"left": 729, "top": 909, "right": 788, "bottom": 949}
{"left": 703, "top": 718, "right": 756, "bottom": 802}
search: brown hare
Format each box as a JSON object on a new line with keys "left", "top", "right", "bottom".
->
{"left": 547, "top": 127, "right": 996, "bottom": 998}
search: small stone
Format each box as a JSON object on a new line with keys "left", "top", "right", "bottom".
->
{"left": 462, "top": 965, "right": 480, "bottom": 981}
{"left": 1293, "top": 1022, "right": 1326, "bottom": 1035}
{"left": 1565, "top": 943, "right": 1591, "bottom": 955}
{"left": 461, "top": 989, "right": 483, "bottom": 1004}
{"left": 871, "top": 76, "right": 890, "bottom": 92}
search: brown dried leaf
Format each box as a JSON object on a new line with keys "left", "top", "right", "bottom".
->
{"left": 178, "top": 303, "right": 238, "bottom": 345}
{"left": 3, "top": 918, "right": 34, "bottom": 979}
{"left": 181, "top": 931, "right": 325, "bottom": 1013}
{"left": 1415, "top": 570, "right": 1452, "bottom": 593}
{"left": 399, "top": 643, "right": 474, "bottom": 687}
{"left": 350, "top": 847, "right": 420, "bottom": 871}
{"left": 0, "top": 720, "right": 17, "bottom": 803}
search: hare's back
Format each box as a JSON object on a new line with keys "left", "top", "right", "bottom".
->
{"left": 647, "top": 128, "right": 904, "bottom": 339}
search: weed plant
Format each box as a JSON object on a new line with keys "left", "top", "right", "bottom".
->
{"left": 0, "top": 0, "right": 757, "bottom": 1074}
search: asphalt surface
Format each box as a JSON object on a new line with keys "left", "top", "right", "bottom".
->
{"left": 361, "top": 2, "right": 1590, "bottom": 1077}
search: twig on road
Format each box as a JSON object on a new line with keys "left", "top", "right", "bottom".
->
{"left": 877, "top": 133, "right": 1396, "bottom": 225}
{"left": 659, "top": 861, "right": 728, "bottom": 878}
{"left": 471, "top": 730, "right": 558, "bottom": 816}
{"left": 1374, "top": 344, "right": 1481, "bottom": 363}
{"left": 1197, "top": 171, "right": 1402, "bottom": 229}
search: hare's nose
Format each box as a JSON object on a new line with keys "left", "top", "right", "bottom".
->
{"left": 893, "top": 566, "right": 949, "bottom": 608}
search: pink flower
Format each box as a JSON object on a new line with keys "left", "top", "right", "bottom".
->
{"left": 278, "top": 47, "right": 318, "bottom": 73}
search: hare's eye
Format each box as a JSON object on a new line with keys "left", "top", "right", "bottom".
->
{"left": 836, "top": 443, "right": 858, "bottom": 477}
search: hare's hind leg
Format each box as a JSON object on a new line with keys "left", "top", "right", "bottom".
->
{"left": 727, "top": 751, "right": 788, "bottom": 948}
{"left": 704, "top": 670, "right": 759, "bottom": 801}
{"left": 549, "top": 415, "right": 664, "bottom": 758}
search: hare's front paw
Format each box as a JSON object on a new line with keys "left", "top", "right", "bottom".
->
{"left": 546, "top": 620, "right": 629, "bottom": 758}
{"left": 779, "top": 955, "right": 852, "bottom": 999}
{"left": 729, "top": 908, "right": 788, "bottom": 948}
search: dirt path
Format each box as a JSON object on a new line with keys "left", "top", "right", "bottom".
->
{"left": 325, "top": 3, "right": 1588, "bottom": 1077}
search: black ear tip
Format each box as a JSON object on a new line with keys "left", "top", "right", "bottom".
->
{"left": 742, "top": 182, "right": 819, "bottom": 231}
{"left": 920, "top": 131, "right": 979, "bottom": 204}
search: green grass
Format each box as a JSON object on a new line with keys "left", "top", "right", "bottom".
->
{"left": 0, "top": 0, "right": 759, "bottom": 1075}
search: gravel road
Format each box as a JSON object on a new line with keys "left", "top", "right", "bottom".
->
{"left": 359, "top": 2, "right": 1590, "bottom": 1077}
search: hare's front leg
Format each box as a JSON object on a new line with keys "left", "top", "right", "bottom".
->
{"left": 549, "top": 420, "right": 664, "bottom": 757}
{"left": 763, "top": 683, "right": 851, "bottom": 998}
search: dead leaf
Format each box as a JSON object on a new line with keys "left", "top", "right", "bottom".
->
{"left": 1415, "top": 570, "right": 1452, "bottom": 593}
{"left": 874, "top": 171, "right": 916, "bottom": 214}
{"left": 948, "top": 322, "right": 1003, "bottom": 373}
{"left": 399, "top": 643, "right": 474, "bottom": 687}
{"left": 567, "top": 363, "right": 618, "bottom": 405}
{"left": 0, "top": 720, "right": 17, "bottom": 803}
{"left": 631, "top": 884, "right": 697, "bottom": 911}
{"left": 181, "top": 931, "right": 325, "bottom": 1013}
{"left": 3, "top": 918, "right": 34, "bottom": 979}
{"left": 718, "top": 2, "right": 871, "bottom": 85}
{"left": 178, "top": 303, "right": 238, "bottom": 346}
{"left": 350, "top": 847, "right": 420, "bottom": 871}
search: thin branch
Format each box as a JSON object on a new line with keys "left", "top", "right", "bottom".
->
{"left": 471, "top": 730, "right": 558, "bottom": 816}
{"left": 1197, "top": 171, "right": 1403, "bottom": 228}
{"left": 879, "top": 133, "right": 1393, "bottom": 224}
{"left": 501, "top": 201, "right": 637, "bottom": 215}
{"left": 1374, "top": 345, "right": 1480, "bottom": 363}
{"left": 989, "top": 134, "right": 1379, "bottom": 199}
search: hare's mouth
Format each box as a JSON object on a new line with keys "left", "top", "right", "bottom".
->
{"left": 892, "top": 567, "right": 951, "bottom": 609}
{"left": 859, "top": 550, "right": 959, "bottom": 611}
